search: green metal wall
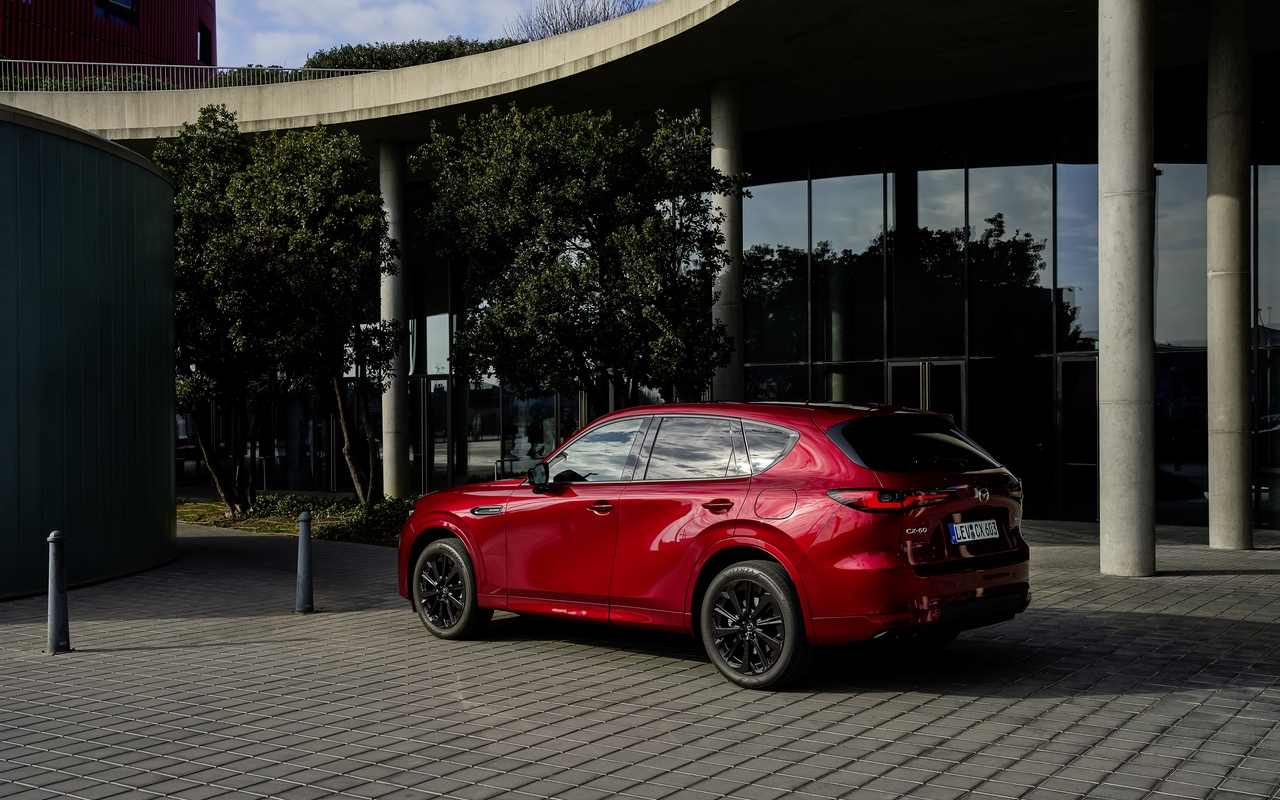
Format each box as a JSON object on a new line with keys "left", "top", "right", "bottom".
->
{"left": 0, "top": 108, "right": 175, "bottom": 599}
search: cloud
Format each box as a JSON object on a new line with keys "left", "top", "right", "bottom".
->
{"left": 216, "top": 0, "right": 527, "bottom": 67}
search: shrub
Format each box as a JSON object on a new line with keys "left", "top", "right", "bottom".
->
{"left": 316, "top": 496, "right": 416, "bottom": 546}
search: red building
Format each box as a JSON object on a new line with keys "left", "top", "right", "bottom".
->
{"left": 2, "top": 0, "right": 216, "bottom": 66}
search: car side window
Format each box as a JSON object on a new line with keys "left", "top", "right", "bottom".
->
{"left": 742, "top": 421, "right": 800, "bottom": 473}
{"left": 546, "top": 417, "right": 647, "bottom": 483}
{"left": 642, "top": 416, "right": 750, "bottom": 481}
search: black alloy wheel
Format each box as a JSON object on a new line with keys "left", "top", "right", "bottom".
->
{"left": 412, "top": 538, "right": 492, "bottom": 639}
{"left": 699, "top": 561, "right": 814, "bottom": 689}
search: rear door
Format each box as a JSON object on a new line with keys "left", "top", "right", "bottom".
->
{"left": 611, "top": 415, "right": 751, "bottom": 629}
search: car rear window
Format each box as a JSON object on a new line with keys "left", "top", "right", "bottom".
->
{"left": 832, "top": 415, "right": 1001, "bottom": 473}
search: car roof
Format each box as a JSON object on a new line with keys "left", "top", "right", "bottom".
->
{"left": 595, "top": 401, "right": 948, "bottom": 432}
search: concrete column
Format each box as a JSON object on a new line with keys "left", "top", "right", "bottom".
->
{"left": 1098, "top": 0, "right": 1156, "bottom": 576}
{"left": 711, "top": 80, "right": 745, "bottom": 402}
{"left": 379, "top": 140, "right": 410, "bottom": 498}
{"left": 1207, "top": 0, "right": 1253, "bottom": 550}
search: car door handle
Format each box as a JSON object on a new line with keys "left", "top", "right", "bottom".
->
{"left": 702, "top": 499, "right": 735, "bottom": 513}
{"left": 588, "top": 501, "right": 614, "bottom": 514}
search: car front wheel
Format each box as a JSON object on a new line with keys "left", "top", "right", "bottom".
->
{"left": 412, "top": 538, "right": 492, "bottom": 639}
{"left": 699, "top": 561, "right": 814, "bottom": 690}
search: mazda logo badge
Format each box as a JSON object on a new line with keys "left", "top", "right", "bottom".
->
{"left": 977, "top": 488, "right": 990, "bottom": 503}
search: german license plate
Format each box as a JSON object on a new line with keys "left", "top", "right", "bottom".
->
{"left": 948, "top": 519, "right": 1000, "bottom": 544}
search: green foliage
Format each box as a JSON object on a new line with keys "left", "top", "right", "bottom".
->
{"left": 304, "top": 37, "right": 521, "bottom": 70}
{"left": 316, "top": 496, "right": 416, "bottom": 545}
{"left": 417, "top": 105, "right": 739, "bottom": 408}
{"left": 153, "top": 105, "right": 398, "bottom": 513}
{"left": 246, "top": 494, "right": 360, "bottom": 519}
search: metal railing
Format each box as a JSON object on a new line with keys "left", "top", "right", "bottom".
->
{"left": 0, "top": 60, "right": 383, "bottom": 92}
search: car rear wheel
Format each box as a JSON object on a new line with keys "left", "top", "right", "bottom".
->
{"left": 412, "top": 538, "right": 492, "bottom": 639}
{"left": 699, "top": 561, "right": 814, "bottom": 690}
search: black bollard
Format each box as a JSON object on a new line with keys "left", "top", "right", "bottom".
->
{"left": 295, "top": 511, "right": 313, "bottom": 613}
{"left": 46, "top": 531, "right": 71, "bottom": 654}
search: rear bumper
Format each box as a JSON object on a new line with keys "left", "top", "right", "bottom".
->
{"left": 808, "top": 555, "right": 1030, "bottom": 645}
{"left": 811, "top": 583, "right": 1029, "bottom": 643}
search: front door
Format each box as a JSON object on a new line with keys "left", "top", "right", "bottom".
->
{"left": 503, "top": 416, "right": 649, "bottom": 622}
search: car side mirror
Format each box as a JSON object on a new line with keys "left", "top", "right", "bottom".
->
{"left": 528, "top": 463, "right": 550, "bottom": 493}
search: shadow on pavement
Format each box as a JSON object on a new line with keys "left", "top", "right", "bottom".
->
{"left": 470, "top": 605, "right": 1280, "bottom": 700}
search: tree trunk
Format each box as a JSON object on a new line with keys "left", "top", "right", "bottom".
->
{"left": 356, "top": 385, "right": 379, "bottom": 504}
{"left": 192, "top": 408, "right": 241, "bottom": 517}
{"left": 333, "top": 377, "right": 371, "bottom": 507}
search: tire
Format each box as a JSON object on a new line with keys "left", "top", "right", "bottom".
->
{"left": 699, "top": 560, "right": 814, "bottom": 690}
{"left": 412, "top": 538, "right": 492, "bottom": 640}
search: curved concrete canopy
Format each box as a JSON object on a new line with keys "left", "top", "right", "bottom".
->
{"left": 2, "top": 0, "right": 1278, "bottom": 151}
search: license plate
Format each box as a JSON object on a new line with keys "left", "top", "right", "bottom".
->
{"left": 948, "top": 519, "right": 1000, "bottom": 544}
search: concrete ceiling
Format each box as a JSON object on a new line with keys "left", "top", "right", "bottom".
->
{"left": 1, "top": 0, "right": 1275, "bottom": 153}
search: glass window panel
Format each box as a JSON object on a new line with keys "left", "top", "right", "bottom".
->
{"left": 644, "top": 416, "right": 746, "bottom": 480}
{"left": 890, "top": 362, "right": 921, "bottom": 409}
{"left": 743, "top": 180, "right": 808, "bottom": 364}
{"left": 425, "top": 313, "right": 450, "bottom": 375}
{"left": 548, "top": 417, "right": 645, "bottom": 483}
{"left": 1257, "top": 349, "right": 1280, "bottom": 528}
{"left": 1057, "top": 164, "right": 1100, "bottom": 351}
{"left": 814, "top": 362, "right": 884, "bottom": 405}
{"left": 1060, "top": 358, "right": 1098, "bottom": 519}
{"left": 464, "top": 375, "right": 502, "bottom": 482}
{"left": 745, "top": 365, "right": 807, "bottom": 401}
{"left": 1258, "top": 166, "right": 1280, "bottom": 343}
{"left": 812, "top": 174, "right": 884, "bottom": 361}
{"left": 967, "top": 357, "right": 1054, "bottom": 494}
{"left": 1155, "top": 164, "right": 1208, "bottom": 347}
{"left": 892, "top": 169, "right": 964, "bottom": 357}
{"left": 928, "top": 362, "right": 964, "bottom": 425}
{"left": 969, "top": 165, "right": 1053, "bottom": 356}
{"left": 742, "top": 422, "right": 801, "bottom": 473}
{"left": 502, "top": 393, "right": 555, "bottom": 477}
{"left": 1154, "top": 350, "right": 1208, "bottom": 524}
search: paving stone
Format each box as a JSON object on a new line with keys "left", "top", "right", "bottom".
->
{"left": 3, "top": 523, "right": 1280, "bottom": 800}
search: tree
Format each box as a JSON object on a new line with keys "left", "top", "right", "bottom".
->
{"left": 155, "top": 105, "right": 398, "bottom": 514}
{"left": 304, "top": 36, "right": 521, "bottom": 70}
{"left": 417, "top": 105, "right": 738, "bottom": 413}
{"left": 506, "top": 0, "right": 649, "bottom": 40}
{"left": 154, "top": 106, "right": 261, "bottom": 514}
{"left": 226, "top": 127, "right": 400, "bottom": 508}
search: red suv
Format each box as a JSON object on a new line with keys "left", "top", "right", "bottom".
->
{"left": 397, "top": 402, "right": 1030, "bottom": 689}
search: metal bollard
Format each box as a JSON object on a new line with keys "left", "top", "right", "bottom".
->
{"left": 46, "top": 531, "right": 71, "bottom": 654}
{"left": 295, "top": 511, "right": 313, "bottom": 613}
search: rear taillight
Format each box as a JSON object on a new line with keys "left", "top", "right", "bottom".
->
{"left": 827, "top": 488, "right": 955, "bottom": 512}
{"left": 1006, "top": 478, "right": 1023, "bottom": 501}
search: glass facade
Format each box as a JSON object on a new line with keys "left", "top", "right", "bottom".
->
{"left": 734, "top": 73, "right": 1279, "bottom": 523}
{"left": 177, "top": 66, "right": 1280, "bottom": 527}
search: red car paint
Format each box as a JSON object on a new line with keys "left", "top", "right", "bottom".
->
{"left": 397, "top": 402, "right": 1030, "bottom": 645}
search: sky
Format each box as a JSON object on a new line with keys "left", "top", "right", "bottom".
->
{"left": 216, "top": 0, "right": 530, "bottom": 68}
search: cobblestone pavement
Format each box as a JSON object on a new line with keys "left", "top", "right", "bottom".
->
{"left": 2, "top": 522, "right": 1279, "bottom": 800}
